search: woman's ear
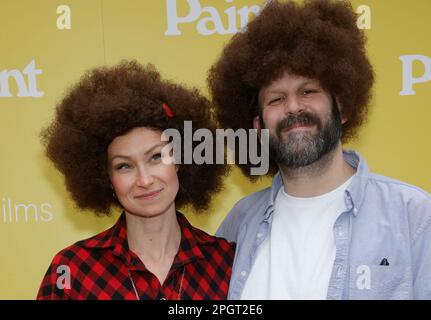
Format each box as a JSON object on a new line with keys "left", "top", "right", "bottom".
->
{"left": 110, "top": 184, "right": 117, "bottom": 200}
{"left": 253, "top": 115, "right": 261, "bottom": 131}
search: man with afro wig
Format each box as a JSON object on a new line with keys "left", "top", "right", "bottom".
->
{"left": 208, "top": 0, "right": 431, "bottom": 300}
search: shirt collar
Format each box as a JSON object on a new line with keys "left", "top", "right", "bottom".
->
{"left": 80, "top": 211, "right": 216, "bottom": 267}
{"left": 342, "top": 149, "right": 370, "bottom": 217}
{"left": 265, "top": 149, "right": 370, "bottom": 219}
{"left": 264, "top": 171, "right": 283, "bottom": 221}
{"left": 172, "top": 212, "right": 216, "bottom": 268}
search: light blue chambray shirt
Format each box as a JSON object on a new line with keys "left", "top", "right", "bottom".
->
{"left": 217, "top": 150, "right": 431, "bottom": 300}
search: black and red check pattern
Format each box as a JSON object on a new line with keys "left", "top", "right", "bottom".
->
{"left": 37, "top": 212, "right": 235, "bottom": 300}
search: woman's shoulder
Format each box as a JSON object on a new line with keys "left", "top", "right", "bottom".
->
{"left": 49, "top": 221, "right": 120, "bottom": 266}
{"left": 178, "top": 213, "right": 236, "bottom": 257}
{"left": 195, "top": 227, "right": 236, "bottom": 251}
{"left": 37, "top": 220, "right": 124, "bottom": 300}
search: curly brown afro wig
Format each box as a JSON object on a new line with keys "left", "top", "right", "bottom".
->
{"left": 42, "top": 60, "right": 228, "bottom": 215}
{"left": 208, "top": 0, "right": 374, "bottom": 180}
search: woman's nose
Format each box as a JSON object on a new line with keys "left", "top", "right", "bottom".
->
{"left": 136, "top": 167, "right": 154, "bottom": 187}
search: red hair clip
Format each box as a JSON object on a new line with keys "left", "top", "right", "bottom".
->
{"left": 162, "top": 103, "right": 174, "bottom": 118}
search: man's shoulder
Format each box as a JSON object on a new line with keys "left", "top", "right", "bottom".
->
{"left": 366, "top": 173, "right": 431, "bottom": 240}
{"left": 234, "top": 185, "right": 274, "bottom": 210}
{"left": 367, "top": 172, "right": 430, "bottom": 202}
{"left": 229, "top": 184, "right": 275, "bottom": 222}
{"left": 216, "top": 185, "right": 273, "bottom": 241}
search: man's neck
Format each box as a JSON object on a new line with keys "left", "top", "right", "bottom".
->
{"left": 279, "top": 144, "right": 356, "bottom": 197}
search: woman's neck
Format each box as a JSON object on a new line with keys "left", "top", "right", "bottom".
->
{"left": 125, "top": 205, "right": 181, "bottom": 283}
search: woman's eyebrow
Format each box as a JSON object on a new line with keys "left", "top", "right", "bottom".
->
{"left": 110, "top": 143, "right": 166, "bottom": 161}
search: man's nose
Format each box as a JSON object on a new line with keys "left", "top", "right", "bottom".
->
{"left": 283, "top": 95, "right": 304, "bottom": 115}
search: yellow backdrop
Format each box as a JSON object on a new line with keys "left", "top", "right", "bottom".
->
{"left": 0, "top": 0, "right": 430, "bottom": 299}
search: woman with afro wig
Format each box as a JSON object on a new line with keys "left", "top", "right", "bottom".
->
{"left": 37, "top": 61, "right": 235, "bottom": 300}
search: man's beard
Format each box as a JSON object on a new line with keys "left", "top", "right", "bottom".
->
{"left": 265, "top": 101, "right": 342, "bottom": 169}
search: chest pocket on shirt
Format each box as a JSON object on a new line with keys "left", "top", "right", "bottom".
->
{"left": 349, "top": 264, "right": 411, "bottom": 299}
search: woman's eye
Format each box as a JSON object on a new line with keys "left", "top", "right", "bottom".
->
{"left": 152, "top": 153, "right": 162, "bottom": 161}
{"left": 115, "top": 163, "right": 130, "bottom": 170}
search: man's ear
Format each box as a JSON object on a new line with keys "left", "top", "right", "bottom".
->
{"left": 335, "top": 97, "right": 348, "bottom": 124}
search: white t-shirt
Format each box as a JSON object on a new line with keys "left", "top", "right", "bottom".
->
{"left": 241, "top": 177, "right": 353, "bottom": 300}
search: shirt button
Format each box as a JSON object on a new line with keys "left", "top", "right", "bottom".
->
{"left": 257, "top": 233, "right": 263, "bottom": 239}
{"left": 240, "top": 271, "right": 247, "bottom": 277}
{"left": 337, "top": 265, "right": 344, "bottom": 277}
{"left": 353, "top": 207, "right": 358, "bottom": 214}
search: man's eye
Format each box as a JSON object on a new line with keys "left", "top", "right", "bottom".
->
{"left": 303, "top": 89, "right": 317, "bottom": 95}
{"left": 269, "top": 96, "right": 284, "bottom": 104}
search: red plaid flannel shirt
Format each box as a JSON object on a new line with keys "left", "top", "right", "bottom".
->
{"left": 37, "top": 212, "right": 235, "bottom": 300}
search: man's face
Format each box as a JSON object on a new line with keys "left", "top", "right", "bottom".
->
{"left": 254, "top": 71, "right": 343, "bottom": 168}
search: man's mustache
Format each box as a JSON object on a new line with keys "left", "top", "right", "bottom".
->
{"left": 276, "top": 112, "right": 321, "bottom": 133}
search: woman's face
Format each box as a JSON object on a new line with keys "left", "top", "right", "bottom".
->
{"left": 107, "top": 127, "right": 179, "bottom": 218}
